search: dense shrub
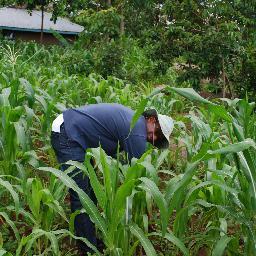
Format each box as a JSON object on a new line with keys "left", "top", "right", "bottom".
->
{"left": 75, "top": 7, "right": 121, "bottom": 46}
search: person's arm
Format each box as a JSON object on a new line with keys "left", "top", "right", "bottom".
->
{"left": 123, "top": 135, "right": 147, "bottom": 161}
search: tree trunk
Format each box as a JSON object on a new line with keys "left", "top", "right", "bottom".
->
{"left": 222, "top": 57, "right": 226, "bottom": 98}
{"left": 107, "top": 0, "right": 111, "bottom": 6}
{"left": 120, "top": 6, "right": 125, "bottom": 35}
{"left": 40, "top": 5, "right": 44, "bottom": 43}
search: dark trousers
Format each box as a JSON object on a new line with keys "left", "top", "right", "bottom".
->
{"left": 51, "top": 124, "right": 97, "bottom": 251}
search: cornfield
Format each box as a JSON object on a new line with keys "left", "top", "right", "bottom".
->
{"left": 0, "top": 42, "right": 255, "bottom": 256}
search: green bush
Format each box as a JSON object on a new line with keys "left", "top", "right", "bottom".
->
{"left": 92, "top": 39, "right": 124, "bottom": 78}
{"left": 60, "top": 47, "right": 94, "bottom": 75}
{"left": 76, "top": 7, "right": 121, "bottom": 46}
{"left": 91, "top": 37, "right": 156, "bottom": 83}
{"left": 121, "top": 38, "right": 156, "bottom": 83}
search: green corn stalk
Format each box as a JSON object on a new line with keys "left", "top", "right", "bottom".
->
{"left": 39, "top": 147, "right": 164, "bottom": 256}
{"left": 0, "top": 77, "right": 39, "bottom": 176}
{"left": 0, "top": 173, "right": 69, "bottom": 255}
{"left": 179, "top": 93, "right": 256, "bottom": 254}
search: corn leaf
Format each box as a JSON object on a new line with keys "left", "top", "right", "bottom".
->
{"left": 53, "top": 229, "right": 101, "bottom": 255}
{"left": 23, "top": 229, "right": 59, "bottom": 255}
{"left": 13, "top": 121, "right": 26, "bottom": 151}
{"left": 185, "top": 180, "right": 238, "bottom": 205}
{"left": 150, "top": 231, "right": 189, "bottom": 256}
{"left": 208, "top": 139, "right": 256, "bottom": 154}
{"left": 212, "top": 235, "right": 232, "bottom": 256}
{"left": 155, "top": 150, "right": 169, "bottom": 170}
{"left": 130, "top": 98, "right": 148, "bottom": 132}
{"left": 139, "top": 177, "right": 168, "bottom": 235}
{"left": 100, "top": 147, "right": 113, "bottom": 207}
{"left": 0, "top": 249, "right": 6, "bottom": 256}
{"left": 130, "top": 223, "right": 157, "bottom": 256}
{"left": 66, "top": 160, "right": 89, "bottom": 176}
{"left": 0, "top": 249, "right": 13, "bottom": 256}
{"left": 173, "top": 207, "right": 189, "bottom": 238}
{"left": 169, "top": 87, "right": 213, "bottom": 105}
{"left": 165, "top": 161, "right": 200, "bottom": 217}
{"left": 41, "top": 189, "right": 68, "bottom": 222}
{"left": 85, "top": 155, "right": 106, "bottom": 209}
{"left": 237, "top": 152, "right": 256, "bottom": 203}
{"left": 38, "top": 167, "right": 108, "bottom": 240}
{"left": 110, "top": 179, "right": 136, "bottom": 233}
{"left": 208, "top": 104, "right": 232, "bottom": 122}
{"left": 0, "top": 212, "right": 20, "bottom": 242}
{"left": 0, "top": 177, "right": 19, "bottom": 213}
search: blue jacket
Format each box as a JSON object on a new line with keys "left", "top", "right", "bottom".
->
{"left": 63, "top": 103, "right": 147, "bottom": 160}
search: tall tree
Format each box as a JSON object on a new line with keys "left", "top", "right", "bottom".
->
{"left": 160, "top": 0, "right": 256, "bottom": 95}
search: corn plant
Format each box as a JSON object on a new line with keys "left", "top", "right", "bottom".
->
{"left": 0, "top": 44, "right": 21, "bottom": 68}
{"left": 166, "top": 88, "right": 256, "bottom": 255}
{"left": 0, "top": 80, "right": 38, "bottom": 176}
{"left": 39, "top": 146, "right": 191, "bottom": 256}
{"left": 0, "top": 173, "right": 71, "bottom": 255}
{"left": 130, "top": 86, "right": 256, "bottom": 255}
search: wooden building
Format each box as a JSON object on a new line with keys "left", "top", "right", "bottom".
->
{"left": 0, "top": 7, "right": 84, "bottom": 44}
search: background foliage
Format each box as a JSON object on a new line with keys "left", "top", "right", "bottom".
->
{"left": 69, "top": 0, "right": 256, "bottom": 98}
{"left": 1, "top": 0, "right": 255, "bottom": 97}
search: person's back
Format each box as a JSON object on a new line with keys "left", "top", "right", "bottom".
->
{"left": 63, "top": 103, "right": 147, "bottom": 159}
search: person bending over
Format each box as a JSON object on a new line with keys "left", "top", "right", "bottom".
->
{"left": 51, "top": 103, "right": 173, "bottom": 254}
